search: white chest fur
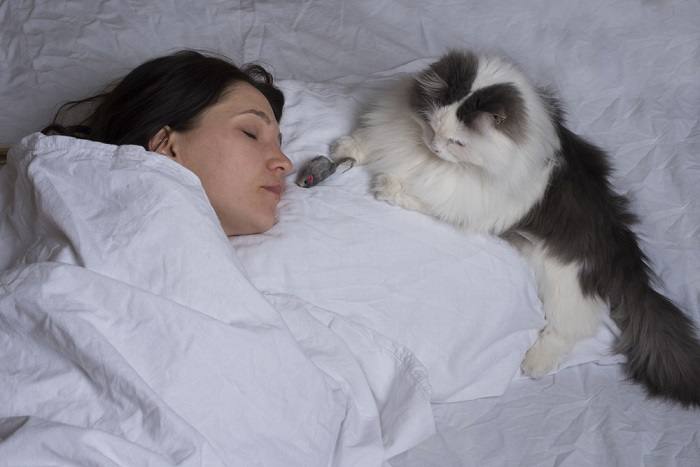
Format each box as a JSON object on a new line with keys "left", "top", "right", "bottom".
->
{"left": 348, "top": 81, "right": 557, "bottom": 234}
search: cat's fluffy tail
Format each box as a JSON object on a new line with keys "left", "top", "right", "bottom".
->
{"left": 612, "top": 281, "right": 700, "bottom": 407}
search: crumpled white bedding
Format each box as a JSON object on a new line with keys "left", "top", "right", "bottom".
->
{"left": 0, "top": 134, "right": 434, "bottom": 465}
{"left": 1, "top": 0, "right": 700, "bottom": 466}
{"left": 232, "top": 78, "right": 626, "bottom": 404}
{"left": 392, "top": 364, "right": 700, "bottom": 467}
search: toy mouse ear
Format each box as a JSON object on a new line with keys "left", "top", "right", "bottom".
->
{"left": 295, "top": 172, "right": 313, "bottom": 188}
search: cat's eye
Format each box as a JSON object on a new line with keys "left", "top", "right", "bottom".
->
{"left": 492, "top": 114, "right": 506, "bottom": 125}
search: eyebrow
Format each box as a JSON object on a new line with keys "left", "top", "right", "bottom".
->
{"left": 235, "top": 108, "right": 283, "bottom": 145}
{"left": 236, "top": 109, "right": 272, "bottom": 124}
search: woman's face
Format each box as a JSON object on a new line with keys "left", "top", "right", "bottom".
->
{"left": 160, "top": 82, "right": 292, "bottom": 236}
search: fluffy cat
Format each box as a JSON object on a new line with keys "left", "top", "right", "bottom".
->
{"left": 331, "top": 49, "right": 700, "bottom": 406}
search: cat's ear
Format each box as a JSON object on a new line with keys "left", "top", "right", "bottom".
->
{"left": 416, "top": 69, "right": 447, "bottom": 94}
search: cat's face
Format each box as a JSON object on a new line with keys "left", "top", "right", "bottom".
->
{"left": 410, "top": 51, "right": 528, "bottom": 171}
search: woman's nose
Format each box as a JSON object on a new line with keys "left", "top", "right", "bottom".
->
{"left": 269, "top": 146, "right": 293, "bottom": 174}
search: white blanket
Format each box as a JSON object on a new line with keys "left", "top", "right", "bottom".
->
{"left": 0, "top": 134, "right": 434, "bottom": 466}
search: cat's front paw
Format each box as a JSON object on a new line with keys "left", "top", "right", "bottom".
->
{"left": 371, "top": 173, "right": 402, "bottom": 203}
{"left": 371, "top": 174, "right": 427, "bottom": 212}
{"left": 521, "top": 331, "right": 565, "bottom": 378}
{"left": 331, "top": 136, "right": 364, "bottom": 165}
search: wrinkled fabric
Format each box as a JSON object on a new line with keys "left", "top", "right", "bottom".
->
{"left": 0, "top": 134, "right": 434, "bottom": 466}
{"left": 232, "top": 79, "right": 625, "bottom": 404}
{"left": 392, "top": 364, "right": 700, "bottom": 467}
{"left": 1, "top": 1, "right": 699, "bottom": 466}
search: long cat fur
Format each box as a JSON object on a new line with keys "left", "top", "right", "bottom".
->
{"left": 332, "top": 49, "right": 700, "bottom": 406}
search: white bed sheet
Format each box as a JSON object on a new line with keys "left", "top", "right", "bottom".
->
{"left": 392, "top": 364, "right": 700, "bottom": 467}
{"left": 1, "top": 1, "right": 699, "bottom": 466}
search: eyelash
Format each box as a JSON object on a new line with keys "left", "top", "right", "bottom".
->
{"left": 242, "top": 130, "right": 257, "bottom": 140}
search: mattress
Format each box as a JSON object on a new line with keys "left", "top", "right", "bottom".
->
{"left": 1, "top": 1, "right": 699, "bottom": 466}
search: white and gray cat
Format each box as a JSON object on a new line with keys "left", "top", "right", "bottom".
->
{"left": 331, "top": 50, "right": 700, "bottom": 406}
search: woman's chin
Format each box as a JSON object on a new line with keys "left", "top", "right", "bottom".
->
{"left": 225, "top": 217, "right": 276, "bottom": 237}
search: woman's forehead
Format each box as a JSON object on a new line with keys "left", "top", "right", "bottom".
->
{"left": 214, "top": 82, "right": 275, "bottom": 121}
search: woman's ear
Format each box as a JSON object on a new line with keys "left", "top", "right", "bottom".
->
{"left": 148, "top": 126, "right": 177, "bottom": 159}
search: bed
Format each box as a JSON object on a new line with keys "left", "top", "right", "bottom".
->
{"left": 1, "top": 1, "right": 699, "bottom": 466}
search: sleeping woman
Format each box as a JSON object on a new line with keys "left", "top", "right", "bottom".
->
{"left": 43, "top": 49, "right": 293, "bottom": 236}
{"left": 0, "top": 50, "right": 386, "bottom": 466}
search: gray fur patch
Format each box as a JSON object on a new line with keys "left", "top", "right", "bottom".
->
{"left": 409, "top": 50, "right": 478, "bottom": 118}
{"left": 457, "top": 83, "right": 527, "bottom": 142}
{"left": 513, "top": 121, "right": 700, "bottom": 406}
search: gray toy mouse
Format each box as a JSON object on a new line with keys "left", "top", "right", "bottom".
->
{"left": 296, "top": 155, "right": 354, "bottom": 188}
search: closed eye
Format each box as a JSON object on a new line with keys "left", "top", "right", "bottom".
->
{"left": 242, "top": 130, "right": 257, "bottom": 140}
{"left": 448, "top": 138, "right": 465, "bottom": 147}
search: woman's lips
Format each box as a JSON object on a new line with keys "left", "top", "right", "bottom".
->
{"left": 262, "top": 185, "right": 283, "bottom": 197}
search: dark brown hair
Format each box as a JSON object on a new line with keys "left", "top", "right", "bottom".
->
{"left": 43, "top": 50, "right": 284, "bottom": 148}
